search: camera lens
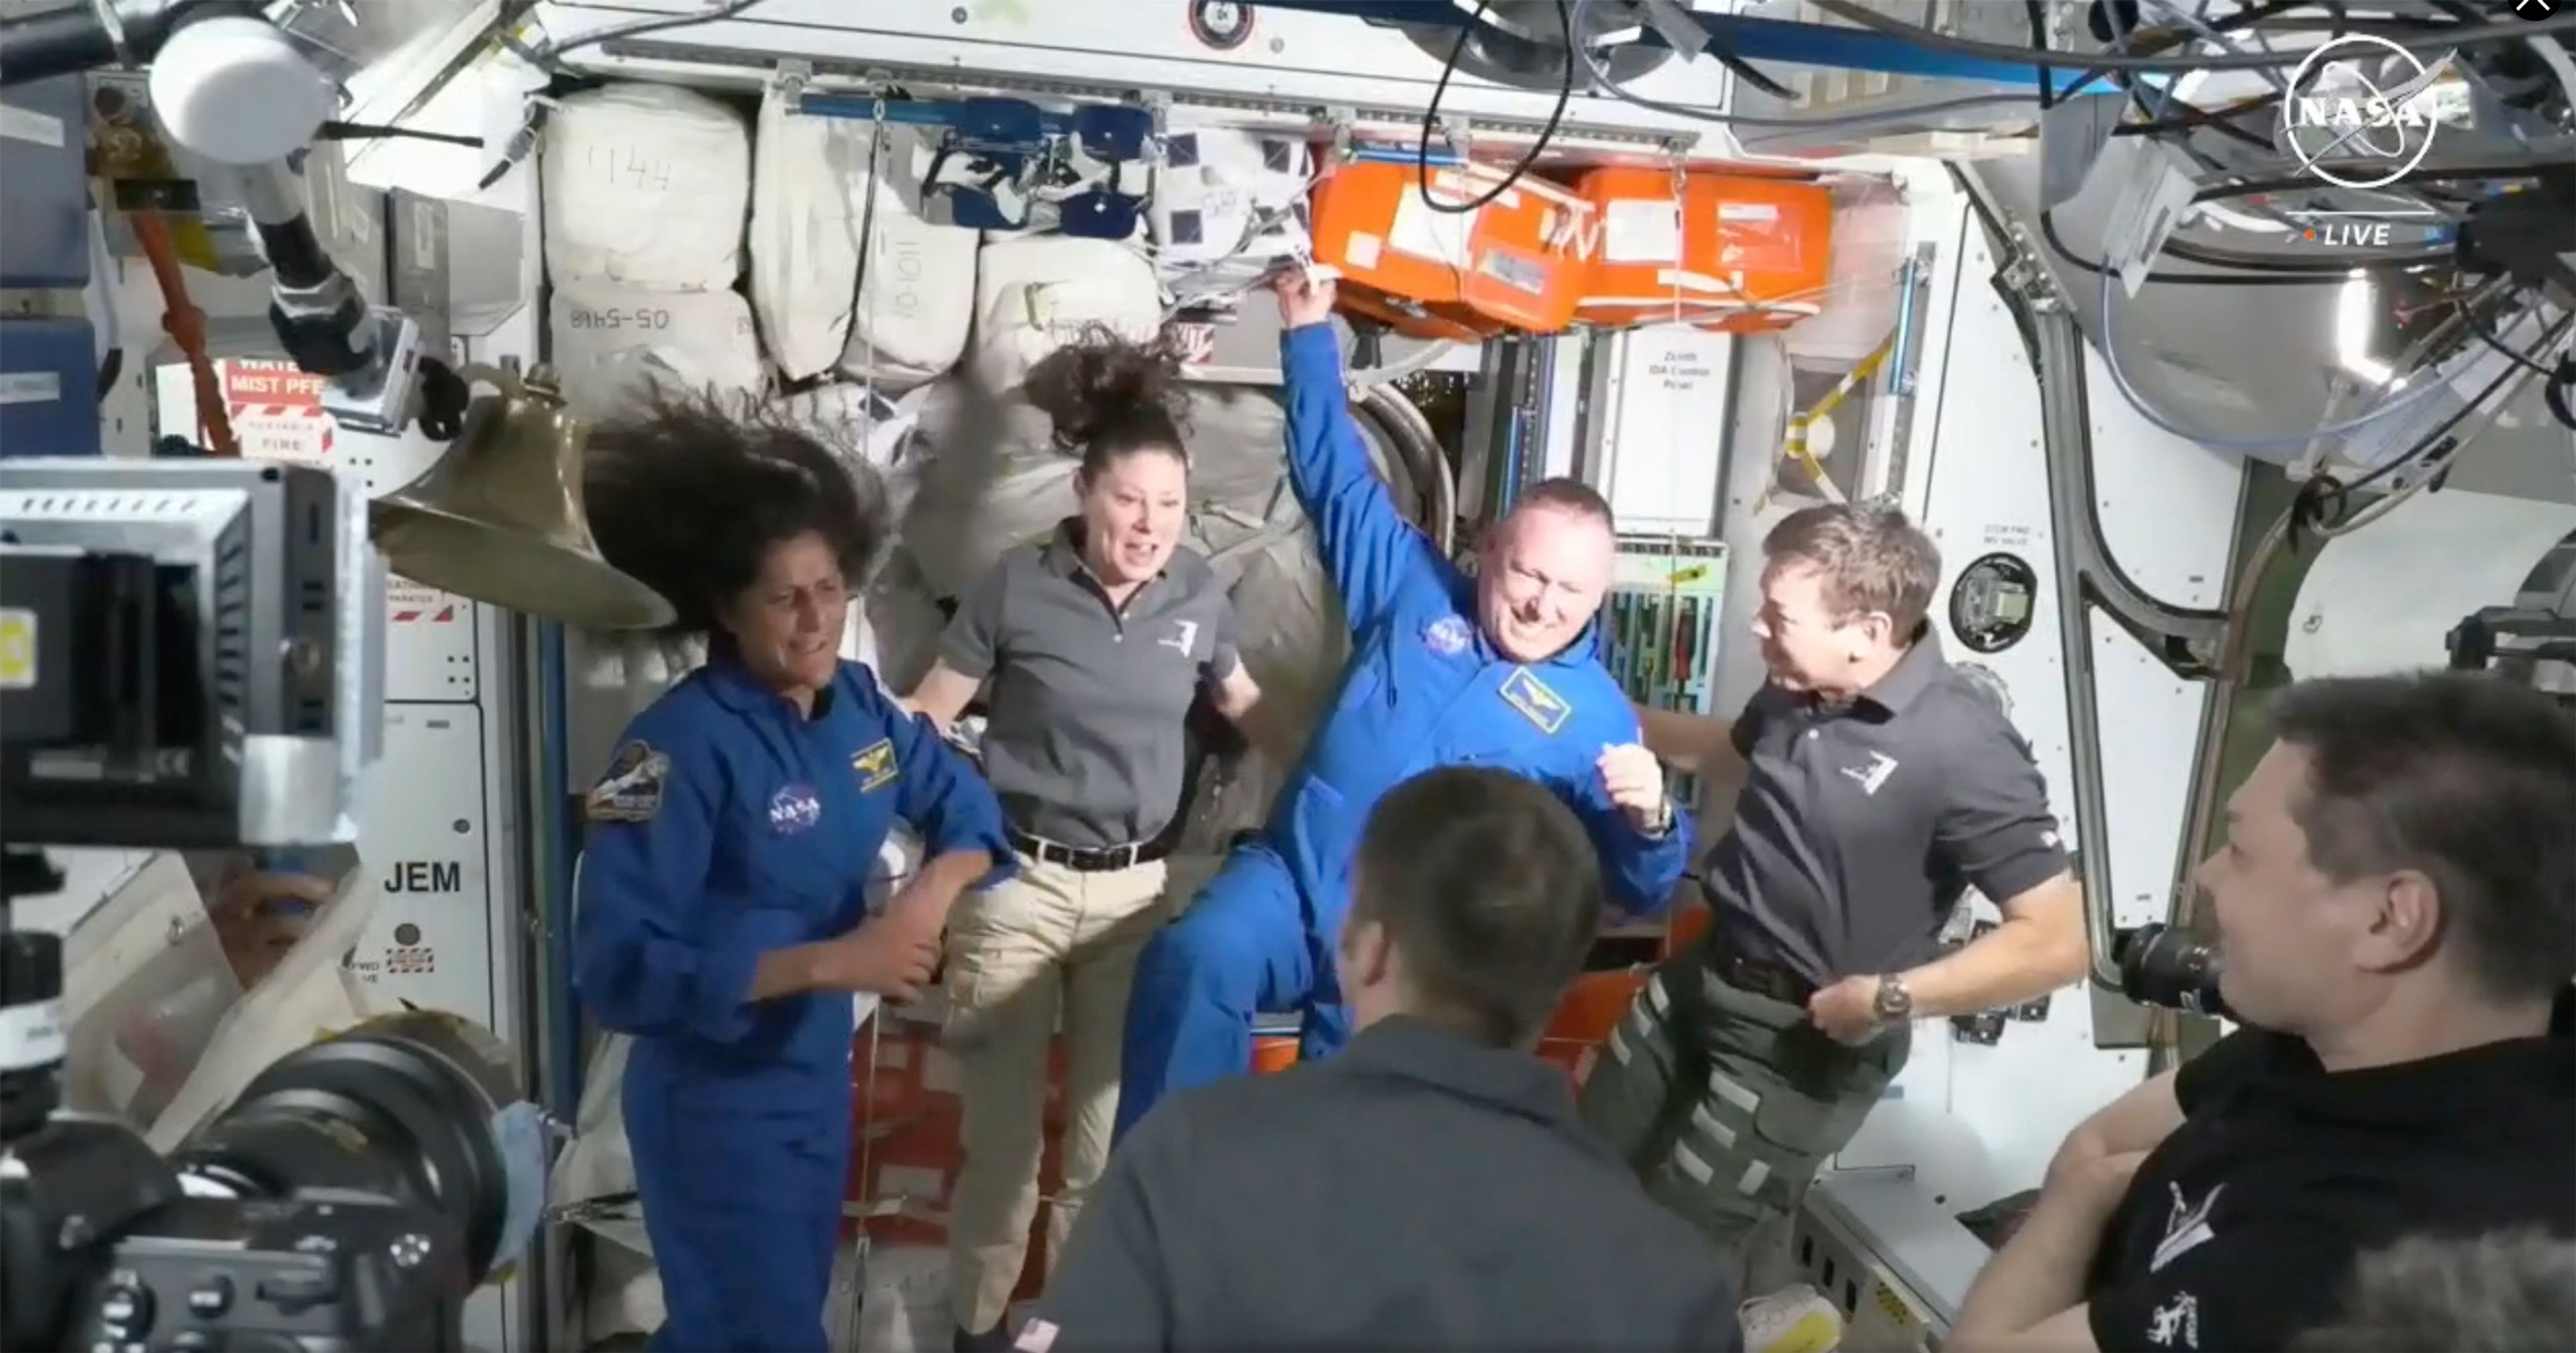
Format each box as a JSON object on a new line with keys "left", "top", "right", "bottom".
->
{"left": 2113, "top": 924, "right": 2229, "bottom": 1019}
{"left": 173, "top": 1010, "right": 535, "bottom": 1285}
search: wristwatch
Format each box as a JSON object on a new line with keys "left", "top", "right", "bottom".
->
{"left": 1642, "top": 799, "right": 1676, "bottom": 838}
{"left": 1872, "top": 974, "right": 1915, "bottom": 1024}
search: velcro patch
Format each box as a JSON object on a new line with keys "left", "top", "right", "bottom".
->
{"left": 1498, "top": 665, "right": 1572, "bottom": 735}
{"left": 852, "top": 738, "right": 900, "bottom": 792}
{"left": 586, "top": 741, "right": 669, "bottom": 822}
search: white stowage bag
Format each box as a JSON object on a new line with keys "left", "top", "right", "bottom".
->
{"left": 779, "top": 380, "right": 936, "bottom": 525}
{"left": 564, "top": 629, "right": 704, "bottom": 785}
{"left": 543, "top": 83, "right": 751, "bottom": 293}
{"left": 839, "top": 125, "right": 982, "bottom": 389}
{"left": 548, "top": 284, "right": 764, "bottom": 421}
{"left": 967, "top": 235, "right": 1161, "bottom": 396}
{"left": 747, "top": 82, "right": 865, "bottom": 380}
{"left": 1151, "top": 113, "right": 1315, "bottom": 308}
{"left": 896, "top": 388, "right": 1072, "bottom": 605}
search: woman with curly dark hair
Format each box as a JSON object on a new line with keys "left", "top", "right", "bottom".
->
{"left": 904, "top": 335, "right": 1267, "bottom": 1351}
{"left": 571, "top": 390, "right": 1014, "bottom": 1353}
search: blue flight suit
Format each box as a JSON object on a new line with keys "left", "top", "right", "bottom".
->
{"left": 574, "top": 657, "right": 1013, "bottom": 1353}
{"left": 1114, "top": 324, "right": 1697, "bottom": 1139}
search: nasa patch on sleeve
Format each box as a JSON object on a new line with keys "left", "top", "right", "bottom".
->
{"left": 1421, "top": 613, "right": 1474, "bottom": 657}
{"left": 586, "top": 741, "right": 670, "bottom": 823}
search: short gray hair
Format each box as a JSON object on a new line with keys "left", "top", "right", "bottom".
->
{"left": 2292, "top": 1230, "right": 2576, "bottom": 1353}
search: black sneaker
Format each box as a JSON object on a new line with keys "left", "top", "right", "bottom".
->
{"left": 955, "top": 1321, "right": 1016, "bottom": 1353}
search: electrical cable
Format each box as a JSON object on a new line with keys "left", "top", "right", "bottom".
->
{"left": 523, "top": 0, "right": 767, "bottom": 68}
{"left": 1566, "top": 0, "right": 2036, "bottom": 129}
{"left": 2120, "top": 0, "right": 2294, "bottom": 158}
{"left": 2028, "top": 0, "right": 2054, "bottom": 111}
{"left": 2466, "top": 302, "right": 2567, "bottom": 379}
{"left": 2312, "top": 309, "right": 2573, "bottom": 534}
{"left": 2099, "top": 2, "right": 2306, "bottom": 243}
{"left": 1807, "top": 0, "right": 2576, "bottom": 74}
{"left": 1415, "top": 0, "right": 1574, "bottom": 215}
{"left": 1564, "top": 0, "right": 2323, "bottom": 136}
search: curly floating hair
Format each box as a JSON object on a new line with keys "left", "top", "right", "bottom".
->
{"left": 1022, "top": 324, "right": 1193, "bottom": 476}
{"left": 582, "top": 384, "right": 893, "bottom": 639}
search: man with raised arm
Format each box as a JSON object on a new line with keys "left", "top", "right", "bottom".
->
{"left": 1112, "top": 269, "right": 1694, "bottom": 1137}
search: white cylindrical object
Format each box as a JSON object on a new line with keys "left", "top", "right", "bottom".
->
{"left": 149, "top": 17, "right": 335, "bottom": 167}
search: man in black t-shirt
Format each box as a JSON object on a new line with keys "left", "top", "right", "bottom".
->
{"left": 1951, "top": 672, "right": 2576, "bottom": 1353}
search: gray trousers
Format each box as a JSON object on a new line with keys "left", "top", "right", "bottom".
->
{"left": 1576, "top": 946, "right": 1909, "bottom": 1286}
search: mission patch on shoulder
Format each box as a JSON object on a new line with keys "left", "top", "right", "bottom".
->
{"left": 587, "top": 741, "right": 670, "bottom": 822}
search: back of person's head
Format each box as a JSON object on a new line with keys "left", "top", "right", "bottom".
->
{"left": 1341, "top": 765, "right": 1607, "bottom": 1047}
{"left": 1024, "top": 327, "right": 1189, "bottom": 480}
{"left": 584, "top": 384, "right": 889, "bottom": 642}
{"left": 2292, "top": 1230, "right": 2576, "bottom": 1352}
{"left": 2198, "top": 671, "right": 2576, "bottom": 1033}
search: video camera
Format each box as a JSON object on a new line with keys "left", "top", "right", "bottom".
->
{"left": 2111, "top": 922, "right": 2231, "bottom": 1022}
{"left": 1, "top": 457, "right": 541, "bottom": 1352}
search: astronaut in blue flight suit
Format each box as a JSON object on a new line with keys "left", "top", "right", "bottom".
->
{"left": 571, "top": 393, "right": 1014, "bottom": 1353}
{"left": 1114, "top": 270, "right": 1697, "bottom": 1138}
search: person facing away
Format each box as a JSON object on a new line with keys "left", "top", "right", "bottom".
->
{"left": 1951, "top": 671, "right": 2576, "bottom": 1353}
{"left": 570, "top": 389, "right": 1014, "bottom": 1353}
{"left": 1581, "top": 501, "right": 2086, "bottom": 1285}
{"left": 1031, "top": 764, "right": 1744, "bottom": 1352}
{"left": 1113, "top": 268, "right": 1695, "bottom": 1139}
{"left": 903, "top": 334, "right": 1270, "bottom": 1353}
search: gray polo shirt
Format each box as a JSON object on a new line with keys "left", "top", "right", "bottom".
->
{"left": 1035, "top": 1016, "right": 1744, "bottom": 1352}
{"left": 941, "top": 521, "right": 1240, "bottom": 850}
{"left": 1702, "top": 634, "right": 2070, "bottom": 984}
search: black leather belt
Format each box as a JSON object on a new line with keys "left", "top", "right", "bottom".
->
{"left": 1009, "top": 828, "right": 1173, "bottom": 873}
{"left": 1712, "top": 948, "right": 1820, "bottom": 1008}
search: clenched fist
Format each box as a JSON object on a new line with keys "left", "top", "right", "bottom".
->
{"left": 1271, "top": 266, "right": 1337, "bottom": 330}
{"left": 1597, "top": 743, "right": 1672, "bottom": 834}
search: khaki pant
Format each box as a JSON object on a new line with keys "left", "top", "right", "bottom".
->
{"left": 942, "top": 854, "right": 1172, "bottom": 1334}
{"left": 1576, "top": 946, "right": 1908, "bottom": 1291}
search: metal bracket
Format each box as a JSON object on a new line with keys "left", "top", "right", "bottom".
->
{"left": 1987, "top": 223, "right": 2232, "bottom": 1001}
{"left": 1325, "top": 109, "right": 1358, "bottom": 162}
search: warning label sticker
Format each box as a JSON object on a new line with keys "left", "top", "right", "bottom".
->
{"left": 389, "top": 578, "right": 460, "bottom": 625}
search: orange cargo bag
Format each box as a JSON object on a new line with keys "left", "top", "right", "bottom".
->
{"left": 1572, "top": 168, "right": 1833, "bottom": 333}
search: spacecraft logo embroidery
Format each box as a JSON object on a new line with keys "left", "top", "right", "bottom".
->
{"left": 1422, "top": 614, "right": 1473, "bottom": 656}
{"left": 852, "top": 739, "right": 900, "bottom": 793}
{"left": 1499, "top": 667, "right": 1571, "bottom": 735}
{"left": 769, "top": 783, "right": 824, "bottom": 836}
{"left": 2151, "top": 1181, "right": 2224, "bottom": 1273}
{"left": 586, "top": 741, "right": 668, "bottom": 823}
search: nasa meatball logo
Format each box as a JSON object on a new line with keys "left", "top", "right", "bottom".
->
{"left": 1421, "top": 614, "right": 1474, "bottom": 656}
{"left": 2279, "top": 34, "right": 2450, "bottom": 191}
{"left": 768, "top": 783, "right": 823, "bottom": 836}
